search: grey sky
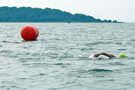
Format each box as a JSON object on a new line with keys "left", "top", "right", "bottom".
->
{"left": 0, "top": 0, "right": 135, "bottom": 22}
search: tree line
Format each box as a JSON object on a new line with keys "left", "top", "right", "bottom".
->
{"left": 0, "top": 6, "right": 118, "bottom": 23}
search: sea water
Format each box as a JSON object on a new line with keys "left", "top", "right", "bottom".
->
{"left": 0, "top": 23, "right": 135, "bottom": 90}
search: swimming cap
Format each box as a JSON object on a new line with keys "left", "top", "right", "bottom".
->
{"left": 119, "top": 53, "right": 127, "bottom": 58}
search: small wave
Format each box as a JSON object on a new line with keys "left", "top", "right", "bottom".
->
{"left": 127, "top": 57, "right": 135, "bottom": 60}
{"left": 58, "top": 53, "right": 74, "bottom": 59}
{"left": 131, "top": 39, "right": 135, "bottom": 41}
{"left": 46, "top": 46, "right": 63, "bottom": 50}
{"left": 53, "top": 62, "right": 71, "bottom": 66}
{"left": 109, "top": 62, "right": 126, "bottom": 66}
{"left": 0, "top": 50, "right": 14, "bottom": 58}
{"left": 78, "top": 69, "right": 113, "bottom": 73}
{"left": 39, "top": 73, "right": 46, "bottom": 76}
{"left": 90, "top": 69, "right": 113, "bottom": 72}
{"left": 53, "top": 63, "right": 64, "bottom": 65}
{"left": 78, "top": 56, "right": 90, "bottom": 60}
{"left": 0, "top": 85, "right": 21, "bottom": 90}
{"left": 88, "top": 57, "right": 109, "bottom": 60}
{"left": 19, "top": 57, "right": 40, "bottom": 62}
{"left": 117, "top": 48, "right": 127, "bottom": 51}
{"left": 0, "top": 50, "right": 13, "bottom": 53}
{"left": 2, "top": 40, "right": 20, "bottom": 44}
{"left": 0, "top": 45, "right": 3, "bottom": 47}
{"left": 114, "top": 42, "right": 122, "bottom": 45}
{"left": 1, "top": 81, "right": 22, "bottom": 89}
{"left": 85, "top": 41, "right": 112, "bottom": 46}
{"left": 2, "top": 40, "right": 8, "bottom": 43}
{"left": 80, "top": 47, "right": 94, "bottom": 51}
{"left": 46, "top": 53, "right": 59, "bottom": 58}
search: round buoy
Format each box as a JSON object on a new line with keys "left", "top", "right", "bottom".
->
{"left": 21, "top": 26, "right": 39, "bottom": 41}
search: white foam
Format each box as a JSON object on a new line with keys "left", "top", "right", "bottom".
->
{"left": 88, "top": 54, "right": 95, "bottom": 59}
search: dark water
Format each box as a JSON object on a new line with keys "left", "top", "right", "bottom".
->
{"left": 0, "top": 23, "right": 135, "bottom": 90}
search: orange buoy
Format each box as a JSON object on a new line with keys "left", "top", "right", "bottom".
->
{"left": 21, "top": 26, "right": 39, "bottom": 41}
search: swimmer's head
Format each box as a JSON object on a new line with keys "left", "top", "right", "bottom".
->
{"left": 119, "top": 53, "right": 127, "bottom": 58}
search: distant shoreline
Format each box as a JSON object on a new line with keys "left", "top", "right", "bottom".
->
{"left": 0, "top": 21, "right": 123, "bottom": 23}
{"left": 0, "top": 6, "right": 120, "bottom": 23}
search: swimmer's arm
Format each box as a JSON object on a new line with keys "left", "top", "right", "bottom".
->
{"left": 94, "top": 52, "right": 116, "bottom": 58}
{"left": 101, "top": 53, "right": 116, "bottom": 58}
{"left": 93, "top": 53, "right": 102, "bottom": 57}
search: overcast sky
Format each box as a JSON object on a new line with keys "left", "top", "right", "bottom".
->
{"left": 0, "top": 0, "right": 135, "bottom": 22}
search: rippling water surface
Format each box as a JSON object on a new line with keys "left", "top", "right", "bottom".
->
{"left": 0, "top": 23, "right": 135, "bottom": 90}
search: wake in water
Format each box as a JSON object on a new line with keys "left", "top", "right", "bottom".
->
{"left": 88, "top": 52, "right": 130, "bottom": 60}
{"left": 88, "top": 55, "right": 135, "bottom": 60}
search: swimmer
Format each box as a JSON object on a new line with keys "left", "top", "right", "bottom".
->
{"left": 89, "top": 52, "right": 127, "bottom": 59}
